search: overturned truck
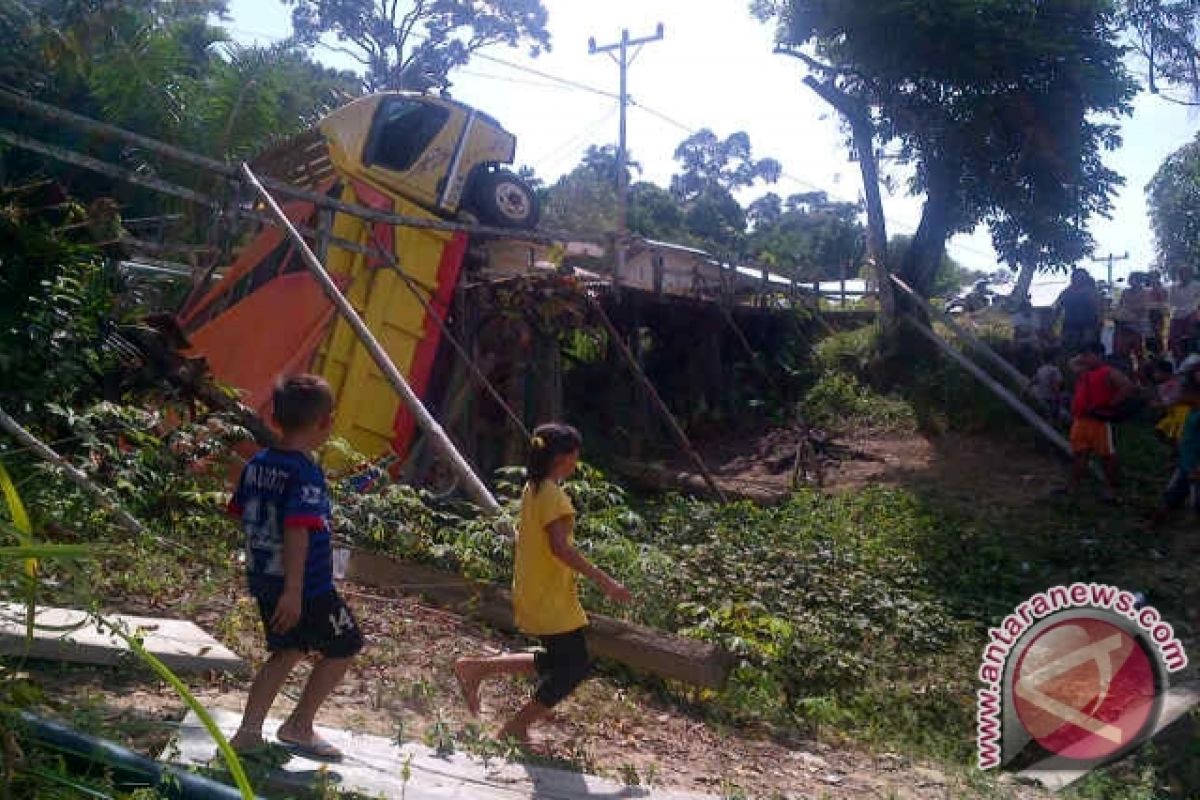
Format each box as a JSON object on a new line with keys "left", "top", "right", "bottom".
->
{"left": 179, "top": 92, "right": 541, "bottom": 468}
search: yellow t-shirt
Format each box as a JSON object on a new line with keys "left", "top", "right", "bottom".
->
{"left": 512, "top": 480, "right": 587, "bottom": 636}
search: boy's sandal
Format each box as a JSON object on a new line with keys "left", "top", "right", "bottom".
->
{"left": 229, "top": 743, "right": 292, "bottom": 768}
{"left": 277, "top": 732, "right": 344, "bottom": 762}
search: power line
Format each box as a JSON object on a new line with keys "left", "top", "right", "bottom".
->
{"left": 222, "top": 20, "right": 997, "bottom": 264}
{"left": 530, "top": 103, "right": 621, "bottom": 172}
{"left": 471, "top": 50, "right": 617, "bottom": 100}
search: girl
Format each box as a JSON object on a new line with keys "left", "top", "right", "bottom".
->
{"left": 454, "top": 423, "right": 631, "bottom": 743}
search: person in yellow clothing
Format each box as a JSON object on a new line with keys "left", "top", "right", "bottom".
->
{"left": 454, "top": 423, "right": 631, "bottom": 744}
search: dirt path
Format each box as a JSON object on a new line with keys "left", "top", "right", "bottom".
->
{"left": 44, "top": 583, "right": 1045, "bottom": 800}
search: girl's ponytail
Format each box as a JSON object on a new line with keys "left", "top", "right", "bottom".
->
{"left": 527, "top": 422, "right": 582, "bottom": 491}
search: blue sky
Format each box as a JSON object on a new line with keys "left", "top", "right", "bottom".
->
{"left": 224, "top": 0, "right": 1199, "bottom": 281}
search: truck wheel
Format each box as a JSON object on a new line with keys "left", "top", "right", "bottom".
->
{"left": 469, "top": 169, "right": 540, "bottom": 229}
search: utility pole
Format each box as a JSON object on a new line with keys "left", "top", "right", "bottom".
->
{"left": 1091, "top": 251, "right": 1130, "bottom": 290}
{"left": 589, "top": 23, "right": 664, "bottom": 288}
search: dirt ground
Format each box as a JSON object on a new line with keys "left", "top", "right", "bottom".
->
{"left": 20, "top": 425, "right": 1085, "bottom": 799}
{"left": 39, "top": 581, "right": 1046, "bottom": 800}
{"left": 656, "top": 422, "right": 1069, "bottom": 507}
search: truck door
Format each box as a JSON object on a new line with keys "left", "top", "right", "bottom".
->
{"left": 362, "top": 97, "right": 461, "bottom": 205}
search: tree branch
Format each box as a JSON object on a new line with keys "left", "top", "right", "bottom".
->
{"left": 774, "top": 46, "right": 852, "bottom": 78}
{"left": 397, "top": 0, "right": 428, "bottom": 49}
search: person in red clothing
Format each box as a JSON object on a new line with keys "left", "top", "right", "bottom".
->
{"left": 1065, "top": 342, "right": 1135, "bottom": 501}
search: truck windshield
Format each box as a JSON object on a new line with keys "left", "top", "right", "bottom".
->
{"left": 367, "top": 99, "right": 450, "bottom": 173}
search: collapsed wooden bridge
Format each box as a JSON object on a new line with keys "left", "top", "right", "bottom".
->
{"left": 1, "top": 89, "right": 854, "bottom": 688}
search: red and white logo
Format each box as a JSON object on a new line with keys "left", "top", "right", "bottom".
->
{"left": 1012, "top": 617, "right": 1157, "bottom": 761}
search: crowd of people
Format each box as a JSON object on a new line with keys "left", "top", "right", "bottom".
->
{"left": 1018, "top": 266, "right": 1200, "bottom": 518}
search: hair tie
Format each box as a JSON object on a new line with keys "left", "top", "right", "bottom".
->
{"left": 531, "top": 435, "right": 546, "bottom": 450}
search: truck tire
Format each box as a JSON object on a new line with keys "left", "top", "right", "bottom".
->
{"left": 469, "top": 169, "right": 540, "bottom": 229}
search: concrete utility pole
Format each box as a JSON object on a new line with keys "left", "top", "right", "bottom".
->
{"left": 589, "top": 23, "right": 664, "bottom": 287}
{"left": 1092, "top": 251, "right": 1130, "bottom": 289}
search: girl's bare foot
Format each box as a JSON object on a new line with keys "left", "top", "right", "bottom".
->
{"left": 497, "top": 724, "right": 531, "bottom": 746}
{"left": 454, "top": 659, "right": 482, "bottom": 715}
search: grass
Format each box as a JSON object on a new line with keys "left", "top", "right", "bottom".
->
{"left": 5, "top": 323, "right": 1198, "bottom": 797}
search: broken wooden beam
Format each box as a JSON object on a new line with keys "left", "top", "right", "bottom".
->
{"left": 611, "top": 459, "right": 789, "bottom": 505}
{"left": 587, "top": 294, "right": 729, "bottom": 503}
{"left": 344, "top": 548, "right": 734, "bottom": 690}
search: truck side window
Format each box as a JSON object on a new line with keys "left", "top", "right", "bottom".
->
{"left": 367, "top": 99, "right": 450, "bottom": 173}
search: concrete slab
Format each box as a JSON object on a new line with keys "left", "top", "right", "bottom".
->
{"left": 171, "top": 709, "right": 712, "bottom": 800}
{"left": 1018, "top": 680, "right": 1200, "bottom": 791}
{"left": 0, "top": 603, "right": 245, "bottom": 675}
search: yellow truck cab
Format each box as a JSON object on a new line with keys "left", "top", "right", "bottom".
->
{"left": 261, "top": 92, "right": 539, "bottom": 229}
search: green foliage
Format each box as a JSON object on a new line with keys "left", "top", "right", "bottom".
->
{"left": 746, "top": 191, "right": 864, "bottom": 282}
{"left": 0, "top": 425, "right": 252, "bottom": 799}
{"left": 1147, "top": 135, "right": 1200, "bottom": 272}
{"left": 800, "top": 370, "right": 916, "bottom": 432}
{"left": 3, "top": 0, "right": 360, "bottom": 224}
{"left": 755, "top": 0, "right": 1137, "bottom": 294}
{"left": 285, "top": 0, "right": 551, "bottom": 91}
{"left": 0, "top": 232, "right": 123, "bottom": 409}
{"left": 812, "top": 324, "right": 881, "bottom": 376}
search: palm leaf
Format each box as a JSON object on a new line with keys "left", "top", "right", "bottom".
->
{"left": 0, "top": 462, "right": 38, "bottom": 642}
{"left": 110, "top": 624, "right": 256, "bottom": 800}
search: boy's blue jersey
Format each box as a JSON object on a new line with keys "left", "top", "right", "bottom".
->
{"left": 229, "top": 449, "right": 334, "bottom": 599}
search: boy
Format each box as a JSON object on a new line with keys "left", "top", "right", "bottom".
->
{"left": 226, "top": 375, "right": 363, "bottom": 761}
{"left": 1065, "top": 342, "right": 1134, "bottom": 502}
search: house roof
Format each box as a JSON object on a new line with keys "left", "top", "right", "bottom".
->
{"left": 634, "top": 238, "right": 713, "bottom": 258}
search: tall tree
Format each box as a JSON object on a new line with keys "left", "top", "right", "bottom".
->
{"left": 1148, "top": 135, "right": 1200, "bottom": 271}
{"left": 2, "top": 1, "right": 359, "bottom": 222}
{"left": 754, "top": 1, "right": 1137, "bottom": 331}
{"left": 284, "top": 0, "right": 551, "bottom": 91}
{"left": 669, "top": 129, "right": 782, "bottom": 202}
{"left": 1122, "top": 0, "right": 1200, "bottom": 94}
{"left": 748, "top": 192, "right": 865, "bottom": 281}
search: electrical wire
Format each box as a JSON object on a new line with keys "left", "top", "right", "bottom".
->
{"left": 224, "top": 20, "right": 998, "bottom": 264}
{"left": 528, "top": 102, "right": 620, "bottom": 173}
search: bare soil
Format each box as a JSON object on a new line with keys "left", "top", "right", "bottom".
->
{"left": 36, "top": 581, "right": 1044, "bottom": 800}
{"left": 658, "top": 422, "right": 1068, "bottom": 507}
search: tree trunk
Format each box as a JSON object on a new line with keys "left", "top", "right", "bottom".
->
{"left": 802, "top": 77, "right": 894, "bottom": 331}
{"left": 898, "top": 170, "right": 954, "bottom": 302}
{"left": 1010, "top": 261, "right": 1037, "bottom": 307}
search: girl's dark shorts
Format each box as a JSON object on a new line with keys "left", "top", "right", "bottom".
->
{"left": 254, "top": 589, "right": 364, "bottom": 659}
{"left": 533, "top": 627, "right": 592, "bottom": 708}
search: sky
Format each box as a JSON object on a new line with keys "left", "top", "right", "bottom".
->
{"left": 223, "top": 0, "right": 1200, "bottom": 282}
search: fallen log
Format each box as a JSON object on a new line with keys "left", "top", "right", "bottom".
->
{"left": 344, "top": 548, "right": 734, "bottom": 690}
{"left": 611, "top": 459, "right": 790, "bottom": 505}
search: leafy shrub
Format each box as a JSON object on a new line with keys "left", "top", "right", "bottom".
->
{"left": 0, "top": 240, "right": 125, "bottom": 410}
{"left": 801, "top": 370, "right": 917, "bottom": 432}
{"left": 812, "top": 324, "right": 881, "bottom": 377}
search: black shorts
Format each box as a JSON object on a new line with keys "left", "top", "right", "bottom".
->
{"left": 254, "top": 589, "right": 364, "bottom": 659}
{"left": 533, "top": 627, "right": 591, "bottom": 708}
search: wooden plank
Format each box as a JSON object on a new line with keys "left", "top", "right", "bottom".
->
{"left": 0, "top": 603, "right": 245, "bottom": 675}
{"left": 890, "top": 274, "right": 1030, "bottom": 389}
{"left": 1017, "top": 681, "right": 1200, "bottom": 790}
{"left": 904, "top": 314, "right": 1077, "bottom": 461}
{"left": 345, "top": 548, "right": 734, "bottom": 689}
